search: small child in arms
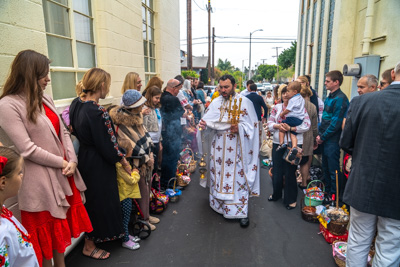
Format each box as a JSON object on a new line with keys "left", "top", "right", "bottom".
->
{"left": 276, "top": 81, "right": 305, "bottom": 160}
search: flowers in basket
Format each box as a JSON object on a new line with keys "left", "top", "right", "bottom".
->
{"left": 306, "top": 186, "right": 324, "bottom": 201}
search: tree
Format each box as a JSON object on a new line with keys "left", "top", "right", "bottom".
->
{"left": 278, "top": 41, "right": 297, "bottom": 70}
{"left": 181, "top": 70, "right": 199, "bottom": 79}
{"left": 257, "top": 64, "right": 276, "bottom": 82}
{"left": 217, "top": 58, "right": 234, "bottom": 71}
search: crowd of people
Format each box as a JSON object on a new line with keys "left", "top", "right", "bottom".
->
{"left": 0, "top": 48, "right": 399, "bottom": 267}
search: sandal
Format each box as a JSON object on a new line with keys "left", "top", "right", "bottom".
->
{"left": 83, "top": 247, "right": 110, "bottom": 260}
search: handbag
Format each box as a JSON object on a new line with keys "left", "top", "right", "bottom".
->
{"left": 283, "top": 145, "right": 303, "bottom": 165}
{"left": 259, "top": 138, "right": 273, "bottom": 157}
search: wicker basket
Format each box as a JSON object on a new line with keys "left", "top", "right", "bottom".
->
{"left": 177, "top": 174, "right": 190, "bottom": 187}
{"left": 328, "top": 220, "right": 349, "bottom": 236}
{"left": 180, "top": 147, "right": 197, "bottom": 173}
{"left": 187, "top": 159, "right": 197, "bottom": 173}
{"left": 167, "top": 178, "right": 180, "bottom": 203}
{"left": 300, "top": 196, "right": 319, "bottom": 223}
{"left": 304, "top": 180, "right": 325, "bottom": 207}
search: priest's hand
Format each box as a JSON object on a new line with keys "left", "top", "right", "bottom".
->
{"left": 230, "top": 124, "right": 238, "bottom": 133}
{"left": 199, "top": 119, "right": 207, "bottom": 130}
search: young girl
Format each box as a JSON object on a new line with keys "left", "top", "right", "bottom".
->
{"left": 0, "top": 147, "right": 39, "bottom": 267}
{"left": 143, "top": 86, "right": 162, "bottom": 176}
{"left": 115, "top": 139, "right": 141, "bottom": 250}
{"left": 109, "top": 90, "right": 157, "bottom": 231}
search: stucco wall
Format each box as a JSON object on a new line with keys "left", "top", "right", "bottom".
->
{"left": 0, "top": 0, "right": 48, "bottom": 91}
{"left": 297, "top": 0, "right": 400, "bottom": 98}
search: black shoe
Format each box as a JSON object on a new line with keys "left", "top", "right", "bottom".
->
{"left": 268, "top": 195, "right": 278, "bottom": 201}
{"left": 286, "top": 204, "right": 296, "bottom": 210}
{"left": 239, "top": 217, "right": 250, "bottom": 228}
{"left": 288, "top": 147, "right": 298, "bottom": 161}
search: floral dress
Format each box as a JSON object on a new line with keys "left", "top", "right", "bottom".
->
{"left": 0, "top": 206, "right": 39, "bottom": 267}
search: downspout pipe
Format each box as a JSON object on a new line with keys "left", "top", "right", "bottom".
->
{"left": 362, "top": 0, "right": 375, "bottom": 55}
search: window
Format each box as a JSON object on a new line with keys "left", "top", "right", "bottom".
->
{"left": 142, "top": 0, "right": 156, "bottom": 83}
{"left": 42, "top": 0, "right": 95, "bottom": 100}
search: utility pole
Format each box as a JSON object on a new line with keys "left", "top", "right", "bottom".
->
{"left": 187, "top": 0, "right": 192, "bottom": 70}
{"left": 207, "top": 0, "right": 211, "bottom": 84}
{"left": 212, "top": 27, "right": 215, "bottom": 85}
{"left": 272, "top": 47, "right": 282, "bottom": 82}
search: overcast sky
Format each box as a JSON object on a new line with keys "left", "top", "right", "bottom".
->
{"left": 179, "top": 0, "right": 300, "bottom": 71}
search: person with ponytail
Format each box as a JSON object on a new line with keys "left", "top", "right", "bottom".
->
{"left": 69, "top": 68, "right": 129, "bottom": 259}
{"left": 0, "top": 50, "right": 92, "bottom": 267}
{"left": 0, "top": 147, "right": 39, "bottom": 267}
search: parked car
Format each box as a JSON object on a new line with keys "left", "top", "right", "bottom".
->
{"left": 255, "top": 83, "right": 265, "bottom": 92}
{"left": 262, "top": 82, "right": 273, "bottom": 91}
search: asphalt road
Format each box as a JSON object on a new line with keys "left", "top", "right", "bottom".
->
{"left": 66, "top": 163, "right": 336, "bottom": 267}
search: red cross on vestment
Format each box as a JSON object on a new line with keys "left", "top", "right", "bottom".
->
{"left": 223, "top": 183, "right": 232, "bottom": 192}
{"left": 252, "top": 164, "right": 257, "bottom": 171}
{"left": 216, "top": 146, "right": 222, "bottom": 152}
{"left": 225, "top": 172, "right": 231, "bottom": 178}
{"left": 239, "top": 196, "right": 247, "bottom": 205}
{"left": 225, "top": 158, "right": 233, "bottom": 166}
{"left": 227, "top": 146, "right": 234, "bottom": 153}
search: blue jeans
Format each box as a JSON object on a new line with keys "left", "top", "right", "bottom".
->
{"left": 321, "top": 140, "right": 341, "bottom": 195}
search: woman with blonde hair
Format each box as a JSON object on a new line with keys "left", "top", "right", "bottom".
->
{"left": 70, "top": 68, "right": 130, "bottom": 260}
{"left": 0, "top": 50, "right": 92, "bottom": 267}
{"left": 121, "top": 72, "right": 142, "bottom": 93}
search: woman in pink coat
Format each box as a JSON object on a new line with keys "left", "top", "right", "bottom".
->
{"left": 0, "top": 50, "right": 92, "bottom": 267}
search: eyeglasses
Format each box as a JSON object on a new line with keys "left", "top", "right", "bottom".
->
{"left": 173, "top": 82, "right": 182, "bottom": 88}
{"left": 380, "top": 81, "right": 388, "bottom": 87}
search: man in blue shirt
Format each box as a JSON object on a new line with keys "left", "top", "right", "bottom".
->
{"left": 316, "top": 70, "right": 349, "bottom": 200}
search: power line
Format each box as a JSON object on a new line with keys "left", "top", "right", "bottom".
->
{"left": 180, "top": 36, "right": 296, "bottom": 41}
{"left": 181, "top": 41, "right": 294, "bottom": 45}
{"left": 193, "top": 0, "right": 207, "bottom": 11}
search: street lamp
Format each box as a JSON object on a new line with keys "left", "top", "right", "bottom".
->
{"left": 249, "top": 29, "right": 263, "bottom": 80}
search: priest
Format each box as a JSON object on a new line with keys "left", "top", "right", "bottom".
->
{"left": 197, "top": 74, "right": 260, "bottom": 227}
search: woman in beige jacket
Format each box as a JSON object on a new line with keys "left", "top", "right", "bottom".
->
{"left": 0, "top": 50, "right": 92, "bottom": 267}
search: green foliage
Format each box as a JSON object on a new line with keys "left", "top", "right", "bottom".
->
{"left": 257, "top": 64, "right": 277, "bottom": 82}
{"left": 200, "top": 68, "right": 209, "bottom": 84}
{"left": 278, "top": 41, "right": 297, "bottom": 70}
{"left": 279, "top": 67, "right": 295, "bottom": 81}
{"left": 252, "top": 74, "right": 263, "bottom": 83}
{"left": 217, "top": 58, "right": 234, "bottom": 71}
{"left": 181, "top": 70, "right": 199, "bottom": 79}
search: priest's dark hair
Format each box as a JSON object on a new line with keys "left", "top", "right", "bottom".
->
{"left": 219, "top": 74, "right": 236, "bottom": 86}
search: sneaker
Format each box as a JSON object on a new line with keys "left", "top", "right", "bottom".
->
{"left": 122, "top": 240, "right": 140, "bottom": 250}
{"left": 129, "top": 235, "right": 140, "bottom": 242}
{"left": 288, "top": 147, "right": 298, "bottom": 161}
{"left": 149, "top": 216, "right": 160, "bottom": 224}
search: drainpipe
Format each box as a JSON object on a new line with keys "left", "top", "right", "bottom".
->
{"left": 362, "top": 0, "right": 375, "bottom": 55}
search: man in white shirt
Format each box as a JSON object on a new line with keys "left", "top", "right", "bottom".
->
{"left": 240, "top": 80, "right": 255, "bottom": 97}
